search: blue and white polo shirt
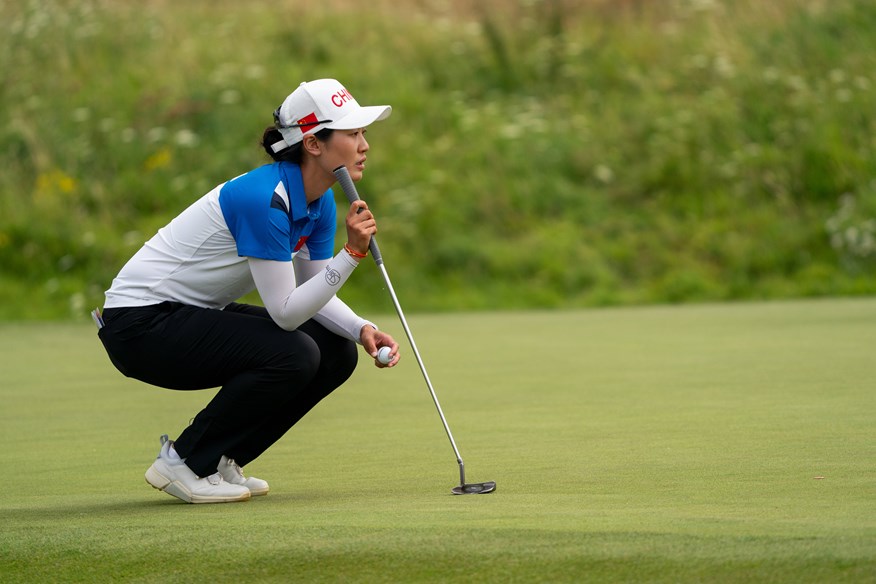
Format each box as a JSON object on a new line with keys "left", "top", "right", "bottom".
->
{"left": 104, "top": 161, "right": 337, "bottom": 309}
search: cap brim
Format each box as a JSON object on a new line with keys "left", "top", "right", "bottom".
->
{"left": 326, "top": 105, "right": 392, "bottom": 130}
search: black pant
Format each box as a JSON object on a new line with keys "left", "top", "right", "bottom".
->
{"left": 98, "top": 302, "right": 358, "bottom": 477}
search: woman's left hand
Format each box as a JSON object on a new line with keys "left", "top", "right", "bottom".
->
{"left": 360, "top": 326, "right": 400, "bottom": 368}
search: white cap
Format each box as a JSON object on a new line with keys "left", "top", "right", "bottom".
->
{"left": 271, "top": 79, "right": 392, "bottom": 153}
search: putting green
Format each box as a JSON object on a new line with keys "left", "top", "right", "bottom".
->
{"left": 1, "top": 299, "right": 874, "bottom": 582}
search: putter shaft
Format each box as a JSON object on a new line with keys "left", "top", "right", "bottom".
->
{"left": 333, "top": 165, "right": 495, "bottom": 493}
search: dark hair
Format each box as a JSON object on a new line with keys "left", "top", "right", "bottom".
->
{"left": 261, "top": 126, "right": 334, "bottom": 164}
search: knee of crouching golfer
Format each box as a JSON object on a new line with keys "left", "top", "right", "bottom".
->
{"left": 271, "top": 336, "right": 322, "bottom": 384}
{"left": 335, "top": 338, "right": 359, "bottom": 381}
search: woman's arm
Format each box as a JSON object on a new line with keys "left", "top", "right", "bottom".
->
{"left": 248, "top": 251, "right": 360, "bottom": 333}
{"left": 292, "top": 257, "right": 376, "bottom": 343}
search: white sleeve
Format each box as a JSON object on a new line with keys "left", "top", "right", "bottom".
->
{"left": 294, "top": 256, "right": 377, "bottom": 343}
{"left": 313, "top": 296, "right": 376, "bottom": 343}
{"left": 248, "top": 250, "right": 360, "bottom": 332}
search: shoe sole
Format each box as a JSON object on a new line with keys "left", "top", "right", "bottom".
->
{"left": 247, "top": 485, "right": 269, "bottom": 497}
{"left": 145, "top": 465, "right": 251, "bottom": 504}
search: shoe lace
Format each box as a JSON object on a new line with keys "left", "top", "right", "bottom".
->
{"left": 226, "top": 458, "right": 246, "bottom": 479}
{"left": 206, "top": 472, "right": 222, "bottom": 485}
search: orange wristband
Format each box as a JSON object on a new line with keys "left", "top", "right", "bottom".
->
{"left": 344, "top": 243, "right": 367, "bottom": 259}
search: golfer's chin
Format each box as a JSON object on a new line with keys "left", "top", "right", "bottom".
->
{"left": 348, "top": 165, "right": 365, "bottom": 182}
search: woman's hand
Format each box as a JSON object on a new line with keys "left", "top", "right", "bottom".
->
{"left": 345, "top": 201, "right": 375, "bottom": 257}
{"left": 360, "top": 325, "right": 400, "bottom": 368}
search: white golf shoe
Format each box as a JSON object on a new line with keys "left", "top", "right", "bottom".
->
{"left": 144, "top": 435, "right": 251, "bottom": 504}
{"left": 217, "top": 455, "right": 270, "bottom": 496}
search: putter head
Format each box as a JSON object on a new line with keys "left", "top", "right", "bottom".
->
{"left": 451, "top": 481, "right": 496, "bottom": 495}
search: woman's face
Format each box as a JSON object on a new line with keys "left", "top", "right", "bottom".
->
{"left": 316, "top": 128, "right": 370, "bottom": 181}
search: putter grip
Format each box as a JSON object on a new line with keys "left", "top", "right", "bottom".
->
{"left": 332, "top": 166, "right": 384, "bottom": 265}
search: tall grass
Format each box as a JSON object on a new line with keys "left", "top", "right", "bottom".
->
{"left": 1, "top": 0, "right": 875, "bottom": 319}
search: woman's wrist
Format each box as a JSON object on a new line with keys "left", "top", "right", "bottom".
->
{"left": 358, "top": 322, "right": 378, "bottom": 344}
{"left": 344, "top": 242, "right": 367, "bottom": 260}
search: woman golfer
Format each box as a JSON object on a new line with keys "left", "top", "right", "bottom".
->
{"left": 97, "top": 79, "right": 400, "bottom": 504}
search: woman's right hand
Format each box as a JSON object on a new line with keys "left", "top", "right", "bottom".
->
{"left": 345, "top": 201, "right": 376, "bottom": 256}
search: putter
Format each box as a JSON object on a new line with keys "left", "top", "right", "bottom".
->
{"left": 333, "top": 165, "right": 496, "bottom": 496}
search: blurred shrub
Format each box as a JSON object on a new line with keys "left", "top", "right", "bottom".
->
{"left": 1, "top": 0, "right": 875, "bottom": 319}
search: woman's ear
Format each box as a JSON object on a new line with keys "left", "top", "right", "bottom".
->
{"left": 302, "top": 135, "right": 322, "bottom": 157}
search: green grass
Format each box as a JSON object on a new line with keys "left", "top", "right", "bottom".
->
{"left": 1, "top": 299, "right": 874, "bottom": 582}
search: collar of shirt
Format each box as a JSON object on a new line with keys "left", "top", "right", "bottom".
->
{"left": 280, "top": 162, "right": 324, "bottom": 222}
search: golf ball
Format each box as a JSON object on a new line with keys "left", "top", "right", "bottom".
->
{"left": 377, "top": 346, "right": 393, "bottom": 365}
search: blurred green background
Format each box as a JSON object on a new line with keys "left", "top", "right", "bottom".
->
{"left": 2, "top": 0, "right": 875, "bottom": 319}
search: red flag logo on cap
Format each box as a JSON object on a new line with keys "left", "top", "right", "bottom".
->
{"left": 297, "top": 112, "right": 320, "bottom": 131}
